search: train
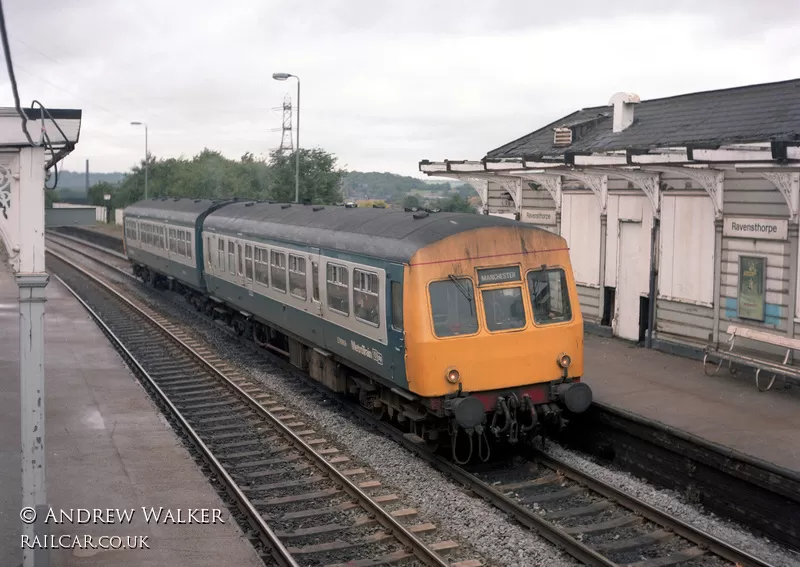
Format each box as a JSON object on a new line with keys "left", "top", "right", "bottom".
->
{"left": 122, "top": 197, "right": 592, "bottom": 463}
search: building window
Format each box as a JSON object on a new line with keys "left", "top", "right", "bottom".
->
{"left": 391, "top": 281, "right": 403, "bottom": 331}
{"left": 312, "top": 261, "right": 319, "bottom": 302}
{"left": 244, "top": 244, "right": 253, "bottom": 281}
{"left": 228, "top": 241, "right": 235, "bottom": 275}
{"left": 289, "top": 254, "right": 306, "bottom": 300}
{"left": 254, "top": 247, "right": 269, "bottom": 285}
{"left": 482, "top": 287, "right": 526, "bottom": 332}
{"left": 218, "top": 238, "right": 225, "bottom": 270}
{"left": 270, "top": 250, "right": 287, "bottom": 292}
{"left": 528, "top": 268, "right": 572, "bottom": 325}
{"left": 327, "top": 263, "right": 349, "bottom": 315}
{"left": 429, "top": 278, "right": 478, "bottom": 338}
{"left": 354, "top": 269, "right": 379, "bottom": 326}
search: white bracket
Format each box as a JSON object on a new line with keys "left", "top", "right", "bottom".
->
{"left": 461, "top": 177, "right": 489, "bottom": 209}
{"left": 515, "top": 173, "right": 562, "bottom": 212}
{"left": 496, "top": 176, "right": 522, "bottom": 211}
{"left": 649, "top": 166, "right": 724, "bottom": 219}
{"left": 761, "top": 172, "right": 800, "bottom": 222}
{"left": 561, "top": 171, "right": 608, "bottom": 214}
{"left": 609, "top": 170, "right": 661, "bottom": 218}
{"left": 0, "top": 163, "right": 10, "bottom": 219}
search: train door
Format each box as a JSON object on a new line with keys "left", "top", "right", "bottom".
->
{"left": 386, "top": 263, "right": 406, "bottom": 382}
{"left": 308, "top": 247, "right": 324, "bottom": 343}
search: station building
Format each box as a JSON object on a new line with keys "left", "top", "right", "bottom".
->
{"left": 419, "top": 78, "right": 800, "bottom": 359}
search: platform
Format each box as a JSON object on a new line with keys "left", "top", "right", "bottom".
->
{"left": 0, "top": 256, "right": 264, "bottom": 566}
{"left": 582, "top": 333, "right": 800, "bottom": 473}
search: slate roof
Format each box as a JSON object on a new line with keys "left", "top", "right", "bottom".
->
{"left": 486, "top": 78, "right": 800, "bottom": 159}
{"left": 204, "top": 202, "right": 546, "bottom": 263}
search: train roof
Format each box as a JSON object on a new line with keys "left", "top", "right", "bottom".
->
{"left": 125, "top": 198, "right": 231, "bottom": 225}
{"left": 204, "top": 201, "right": 550, "bottom": 263}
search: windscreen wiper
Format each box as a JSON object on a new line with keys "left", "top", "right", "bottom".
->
{"left": 448, "top": 274, "right": 475, "bottom": 314}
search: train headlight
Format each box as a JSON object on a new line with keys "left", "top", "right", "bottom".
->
{"left": 445, "top": 367, "right": 460, "bottom": 384}
{"left": 557, "top": 353, "right": 571, "bottom": 368}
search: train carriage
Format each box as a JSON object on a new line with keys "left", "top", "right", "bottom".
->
{"left": 123, "top": 198, "right": 231, "bottom": 292}
{"left": 127, "top": 198, "right": 591, "bottom": 462}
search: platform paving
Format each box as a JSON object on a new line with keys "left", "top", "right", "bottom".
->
{"left": 583, "top": 333, "right": 800, "bottom": 472}
{"left": 0, "top": 257, "right": 264, "bottom": 566}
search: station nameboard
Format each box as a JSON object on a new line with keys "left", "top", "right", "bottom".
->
{"left": 521, "top": 209, "right": 557, "bottom": 225}
{"left": 477, "top": 266, "right": 521, "bottom": 286}
{"left": 723, "top": 217, "right": 788, "bottom": 241}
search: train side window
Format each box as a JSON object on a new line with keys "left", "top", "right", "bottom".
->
{"left": 169, "top": 228, "right": 177, "bottom": 253}
{"left": 391, "top": 281, "right": 403, "bottom": 331}
{"left": 354, "top": 269, "right": 379, "bottom": 327}
{"left": 178, "top": 230, "right": 187, "bottom": 256}
{"left": 244, "top": 245, "right": 253, "bottom": 281}
{"left": 254, "top": 247, "right": 269, "bottom": 285}
{"left": 206, "top": 237, "right": 211, "bottom": 267}
{"left": 428, "top": 278, "right": 478, "bottom": 337}
{"left": 527, "top": 268, "right": 572, "bottom": 324}
{"left": 288, "top": 254, "right": 307, "bottom": 300}
{"left": 482, "top": 287, "right": 526, "bottom": 332}
{"left": 228, "top": 241, "right": 235, "bottom": 275}
{"left": 236, "top": 243, "right": 243, "bottom": 275}
{"left": 311, "top": 261, "right": 319, "bottom": 302}
{"left": 326, "top": 263, "right": 349, "bottom": 315}
{"left": 270, "top": 251, "right": 287, "bottom": 292}
{"left": 186, "top": 232, "right": 192, "bottom": 260}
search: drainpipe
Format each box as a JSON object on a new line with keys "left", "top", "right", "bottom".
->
{"left": 786, "top": 223, "right": 798, "bottom": 355}
{"left": 598, "top": 214, "right": 608, "bottom": 321}
{"left": 711, "top": 218, "right": 724, "bottom": 346}
{"left": 645, "top": 217, "right": 660, "bottom": 348}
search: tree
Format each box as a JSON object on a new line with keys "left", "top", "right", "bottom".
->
{"left": 88, "top": 181, "right": 117, "bottom": 206}
{"left": 268, "top": 148, "right": 345, "bottom": 204}
{"left": 433, "top": 194, "right": 476, "bottom": 214}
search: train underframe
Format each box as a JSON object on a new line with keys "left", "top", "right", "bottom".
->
{"left": 135, "top": 263, "right": 593, "bottom": 464}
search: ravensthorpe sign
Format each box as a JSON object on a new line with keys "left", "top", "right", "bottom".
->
{"left": 723, "top": 217, "right": 788, "bottom": 241}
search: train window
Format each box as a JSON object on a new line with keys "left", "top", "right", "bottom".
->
{"left": 527, "top": 268, "right": 572, "bottom": 325}
{"left": 326, "top": 263, "right": 349, "bottom": 315}
{"left": 254, "top": 247, "right": 269, "bottom": 285}
{"left": 482, "top": 287, "right": 526, "bottom": 332}
{"left": 391, "top": 281, "right": 403, "bottom": 331}
{"left": 228, "top": 241, "right": 235, "bottom": 275}
{"left": 428, "top": 278, "right": 478, "bottom": 338}
{"left": 311, "top": 261, "right": 319, "bottom": 302}
{"left": 218, "top": 238, "right": 225, "bottom": 270}
{"left": 288, "top": 255, "right": 306, "bottom": 300}
{"left": 237, "top": 243, "right": 243, "bottom": 275}
{"left": 270, "top": 251, "right": 287, "bottom": 292}
{"left": 177, "top": 230, "right": 186, "bottom": 256}
{"left": 169, "top": 228, "right": 177, "bottom": 253}
{"left": 206, "top": 237, "right": 211, "bottom": 267}
{"left": 354, "top": 269, "right": 379, "bottom": 327}
{"left": 245, "top": 245, "right": 253, "bottom": 281}
{"left": 186, "top": 232, "right": 192, "bottom": 259}
{"left": 159, "top": 226, "right": 165, "bottom": 250}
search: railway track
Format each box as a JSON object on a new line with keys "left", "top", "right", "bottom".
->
{"left": 45, "top": 234, "right": 779, "bottom": 567}
{"left": 45, "top": 249, "right": 481, "bottom": 567}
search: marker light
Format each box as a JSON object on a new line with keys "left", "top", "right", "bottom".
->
{"left": 446, "top": 368, "right": 460, "bottom": 384}
{"left": 557, "top": 353, "right": 571, "bottom": 368}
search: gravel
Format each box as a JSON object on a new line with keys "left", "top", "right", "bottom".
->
{"left": 541, "top": 441, "right": 800, "bottom": 567}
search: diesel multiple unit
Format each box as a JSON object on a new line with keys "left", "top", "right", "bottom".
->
{"left": 123, "top": 198, "right": 592, "bottom": 462}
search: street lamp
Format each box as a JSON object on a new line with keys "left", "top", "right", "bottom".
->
{"left": 131, "top": 121, "right": 149, "bottom": 199}
{"left": 272, "top": 72, "right": 300, "bottom": 204}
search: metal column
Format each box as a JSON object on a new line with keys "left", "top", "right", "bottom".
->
{"left": 787, "top": 223, "right": 799, "bottom": 341}
{"left": 18, "top": 273, "right": 49, "bottom": 567}
{"left": 711, "top": 218, "right": 724, "bottom": 345}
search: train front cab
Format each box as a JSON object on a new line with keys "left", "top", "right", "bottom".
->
{"left": 404, "top": 225, "right": 591, "bottom": 450}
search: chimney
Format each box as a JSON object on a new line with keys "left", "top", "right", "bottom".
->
{"left": 608, "top": 92, "right": 640, "bottom": 133}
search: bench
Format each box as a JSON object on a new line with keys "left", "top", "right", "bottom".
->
{"left": 703, "top": 324, "right": 800, "bottom": 391}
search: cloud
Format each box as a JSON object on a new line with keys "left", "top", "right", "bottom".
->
{"left": 0, "top": 0, "right": 797, "bottom": 177}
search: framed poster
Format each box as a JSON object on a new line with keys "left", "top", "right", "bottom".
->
{"left": 737, "top": 255, "right": 766, "bottom": 321}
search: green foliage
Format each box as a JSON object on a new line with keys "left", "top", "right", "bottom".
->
{"left": 402, "top": 194, "right": 421, "bottom": 209}
{"left": 44, "top": 190, "right": 59, "bottom": 208}
{"left": 88, "top": 181, "right": 117, "bottom": 206}
{"left": 431, "top": 194, "right": 476, "bottom": 214}
{"left": 343, "top": 171, "right": 477, "bottom": 204}
{"left": 90, "top": 147, "right": 345, "bottom": 209}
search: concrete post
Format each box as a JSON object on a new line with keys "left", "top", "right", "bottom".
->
{"left": 711, "top": 218, "right": 724, "bottom": 345}
{"left": 598, "top": 213, "right": 608, "bottom": 320}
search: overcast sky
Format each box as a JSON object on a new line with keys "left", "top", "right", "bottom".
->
{"left": 3, "top": 0, "right": 799, "bottom": 178}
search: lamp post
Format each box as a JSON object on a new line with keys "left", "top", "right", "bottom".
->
{"left": 272, "top": 72, "right": 300, "bottom": 204}
{"left": 131, "top": 121, "right": 148, "bottom": 199}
